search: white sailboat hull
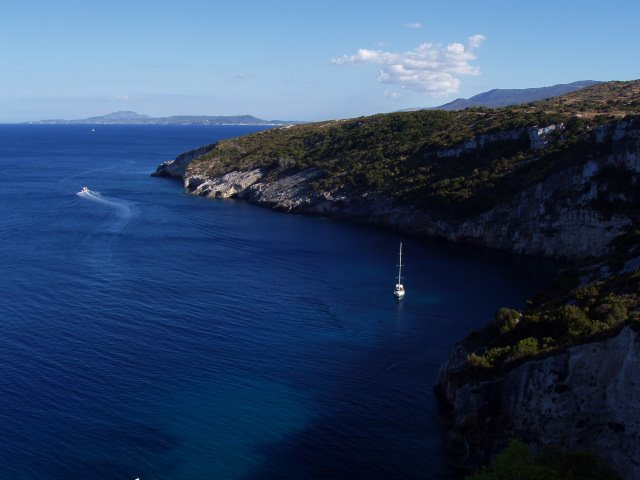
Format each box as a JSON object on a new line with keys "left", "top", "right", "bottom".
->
{"left": 394, "top": 284, "right": 405, "bottom": 299}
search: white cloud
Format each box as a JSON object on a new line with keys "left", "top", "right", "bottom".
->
{"left": 404, "top": 22, "right": 423, "bottom": 29}
{"left": 468, "top": 34, "right": 486, "bottom": 49}
{"left": 331, "top": 34, "right": 486, "bottom": 96}
{"left": 383, "top": 89, "right": 401, "bottom": 99}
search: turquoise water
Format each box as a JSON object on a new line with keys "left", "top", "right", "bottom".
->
{"left": 0, "top": 125, "right": 558, "bottom": 479}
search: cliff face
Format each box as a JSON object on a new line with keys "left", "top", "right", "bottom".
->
{"left": 153, "top": 143, "right": 218, "bottom": 179}
{"left": 172, "top": 117, "right": 640, "bottom": 260}
{"left": 436, "top": 326, "right": 640, "bottom": 480}
{"left": 153, "top": 81, "right": 640, "bottom": 477}
{"left": 443, "top": 118, "right": 639, "bottom": 259}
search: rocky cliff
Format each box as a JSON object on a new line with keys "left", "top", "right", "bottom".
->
{"left": 436, "top": 325, "right": 640, "bottom": 479}
{"left": 153, "top": 142, "right": 217, "bottom": 178}
{"left": 157, "top": 115, "right": 640, "bottom": 260}
{"left": 153, "top": 80, "right": 640, "bottom": 478}
{"left": 154, "top": 81, "right": 640, "bottom": 262}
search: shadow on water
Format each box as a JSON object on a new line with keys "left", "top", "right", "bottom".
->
{"left": 42, "top": 421, "right": 183, "bottom": 480}
{"left": 240, "top": 376, "right": 456, "bottom": 479}
{"left": 233, "top": 238, "right": 561, "bottom": 480}
{"left": 234, "top": 310, "right": 460, "bottom": 480}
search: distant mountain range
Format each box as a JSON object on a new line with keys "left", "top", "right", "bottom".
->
{"left": 424, "top": 80, "right": 601, "bottom": 111}
{"left": 27, "top": 111, "right": 301, "bottom": 125}
{"left": 27, "top": 81, "right": 601, "bottom": 124}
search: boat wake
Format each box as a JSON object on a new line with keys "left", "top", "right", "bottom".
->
{"left": 77, "top": 186, "right": 133, "bottom": 217}
{"left": 76, "top": 187, "right": 137, "bottom": 235}
{"left": 75, "top": 187, "right": 139, "bottom": 279}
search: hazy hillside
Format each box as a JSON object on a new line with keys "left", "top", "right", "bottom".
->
{"left": 430, "top": 80, "right": 600, "bottom": 110}
{"left": 28, "top": 111, "right": 299, "bottom": 125}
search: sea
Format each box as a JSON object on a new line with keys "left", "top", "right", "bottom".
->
{"left": 0, "top": 125, "right": 558, "bottom": 480}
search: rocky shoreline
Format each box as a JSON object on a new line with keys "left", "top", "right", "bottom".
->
{"left": 152, "top": 86, "right": 640, "bottom": 478}
{"left": 155, "top": 117, "right": 640, "bottom": 261}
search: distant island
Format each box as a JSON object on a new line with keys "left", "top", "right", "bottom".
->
{"left": 26, "top": 110, "right": 302, "bottom": 126}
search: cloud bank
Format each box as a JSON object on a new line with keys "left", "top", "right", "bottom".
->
{"left": 331, "top": 34, "right": 486, "bottom": 96}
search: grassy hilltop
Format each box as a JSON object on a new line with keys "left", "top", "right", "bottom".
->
{"left": 188, "top": 80, "right": 640, "bottom": 220}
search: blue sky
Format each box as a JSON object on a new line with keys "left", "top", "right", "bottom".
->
{"left": 1, "top": 0, "right": 638, "bottom": 122}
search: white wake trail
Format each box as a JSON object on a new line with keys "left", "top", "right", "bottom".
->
{"left": 76, "top": 188, "right": 136, "bottom": 233}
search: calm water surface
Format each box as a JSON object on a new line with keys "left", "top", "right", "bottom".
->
{"left": 0, "top": 125, "right": 558, "bottom": 479}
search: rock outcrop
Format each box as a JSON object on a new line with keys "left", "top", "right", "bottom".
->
{"left": 436, "top": 326, "right": 640, "bottom": 480}
{"left": 432, "top": 123, "right": 563, "bottom": 159}
{"left": 188, "top": 168, "right": 265, "bottom": 198}
{"left": 153, "top": 143, "right": 218, "bottom": 179}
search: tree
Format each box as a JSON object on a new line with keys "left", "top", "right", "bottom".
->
{"left": 467, "top": 439, "right": 620, "bottom": 480}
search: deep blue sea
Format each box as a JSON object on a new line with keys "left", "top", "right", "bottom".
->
{"left": 0, "top": 125, "right": 558, "bottom": 480}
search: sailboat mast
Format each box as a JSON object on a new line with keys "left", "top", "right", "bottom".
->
{"left": 398, "top": 242, "right": 403, "bottom": 284}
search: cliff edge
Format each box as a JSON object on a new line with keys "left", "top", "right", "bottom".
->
{"left": 153, "top": 80, "right": 640, "bottom": 478}
{"left": 436, "top": 325, "right": 640, "bottom": 479}
{"left": 155, "top": 81, "right": 640, "bottom": 261}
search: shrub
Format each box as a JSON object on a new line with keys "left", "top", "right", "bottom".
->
{"left": 467, "top": 346, "right": 512, "bottom": 369}
{"left": 594, "top": 295, "right": 629, "bottom": 326}
{"left": 510, "top": 337, "right": 540, "bottom": 360}
{"left": 495, "top": 307, "right": 522, "bottom": 333}
{"left": 467, "top": 439, "right": 620, "bottom": 480}
{"left": 555, "top": 305, "right": 592, "bottom": 338}
{"left": 467, "top": 352, "right": 493, "bottom": 369}
{"left": 467, "top": 439, "right": 558, "bottom": 480}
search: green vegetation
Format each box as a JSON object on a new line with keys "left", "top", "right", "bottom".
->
{"left": 464, "top": 228, "right": 640, "bottom": 371}
{"left": 467, "top": 439, "right": 620, "bottom": 480}
{"left": 184, "top": 80, "right": 640, "bottom": 368}
{"left": 187, "top": 80, "right": 640, "bottom": 219}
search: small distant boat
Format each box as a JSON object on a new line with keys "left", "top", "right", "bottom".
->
{"left": 90, "top": 128, "right": 96, "bottom": 132}
{"left": 393, "top": 242, "right": 405, "bottom": 299}
{"left": 81, "top": 186, "right": 90, "bottom": 194}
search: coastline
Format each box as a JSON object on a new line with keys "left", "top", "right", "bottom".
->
{"left": 152, "top": 83, "right": 640, "bottom": 478}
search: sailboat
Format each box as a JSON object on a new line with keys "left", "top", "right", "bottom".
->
{"left": 393, "top": 242, "right": 405, "bottom": 299}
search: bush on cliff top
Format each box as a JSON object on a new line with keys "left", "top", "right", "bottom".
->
{"left": 466, "top": 292, "right": 639, "bottom": 370}
{"left": 467, "top": 439, "right": 620, "bottom": 480}
{"left": 464, "top": 229, "right": 640, "bottom": 371}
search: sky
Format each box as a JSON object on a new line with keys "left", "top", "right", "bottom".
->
{"left": 1, "top": 0, "right": 639, "bottom": 122}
